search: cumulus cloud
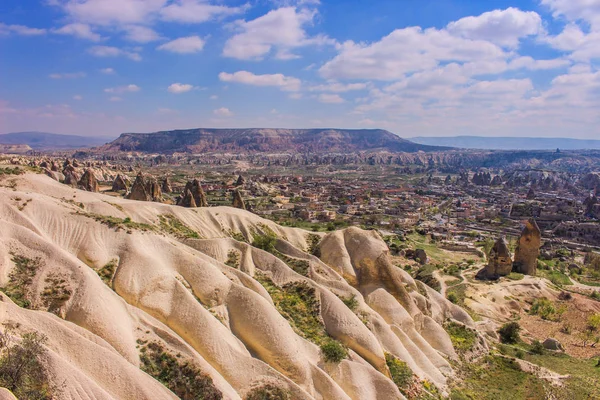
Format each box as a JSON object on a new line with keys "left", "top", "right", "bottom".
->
{"left": 447, "top": 8, "right": 543, "bottom": 47}
{"left": 100, "top": 67, "right": 115, "bottom": 74}
{"left": 167, "top": 83, "right": 195, "bottom": 93}
{"left": 541, "top": 0, "right": 600, "bottom": 29}
{"left": 104, "top": 84, "right": 141, "bottom": 93}
{"left": 53, "top": 23, "right": 102, "bottom": 41}
{"left": 219, "top": 71, "right": 301, "bottom": 91}
{"left": 223, "top": 7, "right": 334, "bottom": 60}
{"left": 51, "top": 0, "right": 168, "bottom": 26}
{"left": 318, "top": 94, "right": 345, "bottom": 103}
{"left": 213, "top": 107, "right": 233, "bottom": 117}
{"left": 157, "top": 36, "right": 205, "bottom": 53}
{"left": 73, "top": 95, "right": 83, "bottom": 100}
{"left": 88, "top": 45, "right": 141, "bottom": 61}
{"left": 161, "top": 0, "right": 246, "bottom": 23}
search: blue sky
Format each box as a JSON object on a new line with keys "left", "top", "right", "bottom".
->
{"left": 1, "top": 0, "right": 599, "bottom": 139}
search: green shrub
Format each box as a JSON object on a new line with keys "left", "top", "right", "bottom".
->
{"left": 415, "top": 265, "right": 441, "bottom": 292}
{"left": 385, "top": 353, "right": 414, "bottom": 395}
{"left": 1, "top": 255, "right": 42, "bottom": 308}
{"left": 529, "top": 298, "right": 566, "bottom": 321}
{"left": 245, "top": 384, "right": 290, "bottom": 400}
{"left": 96, "top": 260, "right": 118, "bottom": 288}
{"left": 341, "top": 295, "right": 358, "bottom": 311}
{"left": 139, "top": 341, "right": 222, "bottom": 400}
{"left": 0, "top": 324, "right": 58, "bottom": 399}
{"left": 530, "top": 340, "right": 545, "bottom": 355}
{"left": 252, "top": 231, "right": 277, "bottom": 253}
{"left": 498, "top": 322, "right": 521, "bottom": 344}
{"left": 320, "top": 341, "right": 348, "bottom": 363}
{"left": 447, "top": 293, "right": 459, "bottom": 304}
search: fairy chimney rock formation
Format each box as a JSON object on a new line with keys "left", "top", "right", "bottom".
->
{"left": 161, "top": 177, "right": 173, "bottom": 193}
{"left": 78, "top": 169, "right": 99, "bottom": 192}
{"left": 476, "top": 237, "right": 513, "bottom": 280}
{"left": 126, "top": 173, "right": 150, "bottom": 201}
{"left": 232, "top": 190, "right": 246, "bottom": 210}
{"left": 112, "top": 174, "right": 129, "bottom": 192}
{"left": 144, "top": 176, "right": 162, "bottom": 202}
{"left": 177, "top": 179, "right": 207, "bottom": 208}
{"left": 513, "top": 218, "right": 542, "bottom": 275}
{"left": 527, "top": 187, "right": 536, "bottom": 200}
{"left": 235, "top": 175, "right": 246, "bottom": 187}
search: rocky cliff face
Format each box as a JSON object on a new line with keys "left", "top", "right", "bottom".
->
{"left": 101, "top": 128, "right": 450, "bottom": 154}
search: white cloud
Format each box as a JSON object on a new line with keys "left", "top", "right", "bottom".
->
{"left": 0, "top": 23, "right": 46, "bottom": 36}
{"left": 213, "top": 107, "right": 233, "bottom": 117}
{"left": 447, "top": 8, "right": 543, "bottom": 47}
{"left": 310, "top": 82, "right": 368, "bottom": 92}
{"left": 109, "top": 96, "right": 123, "bottom": 102}
{"left": 167, "top": 83, "right": 194, "bottom": 93}
{"left": 52, "top": 0, "right": 168, "bottom": 26}
{"left": 157, "top": 36, "right": 205, "bottom": 53}
{"left": 223, "top": 7, "right": 334, "bottom": 60}
{"left": 88, "top": 45, "right": 141, "bottom": 61}
{"left": 73, "top": 95, "right": 83, "bottom": 100}
{"left": 219, "top": 71, "right": 301, "bottom": 91}
{"left": 320, "top": 27, "right": 506, "bottom": 80}
{"left": 508, "top": 56, "right": 570, "bottom": 70}
{"left": 318, "top": 94, "right": 345, "bottom": 103}
{"left": 49, "top": 72, "right": 86, "bottom": 79}
{"left": 100, "top": 67, "right": 115, "bottom": 74}
{"left": 541, "top": 0, "right": 600, "bottom": 29}
{"left": 123, "top": 25, "right": 161, "bottom": 43}
{"left": 53, "top": 23, "right": 101, "bottom": 41}
{"left": 104, "top": 84, "right": 141, "bottom": 93}
{"left": 161, "top": 0, "right": 246, "bottom": 23}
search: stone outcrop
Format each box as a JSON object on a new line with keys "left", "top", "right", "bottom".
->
{"left": 161, "top": 177, "right": 173, "bottom": 193}
{"left": 526, "top": 187, "right": 536, "bottom": 200}
{"left": 112, "top": 174, "right": 129, "bottom": 192}
{"left": 235, "top": 175, "right": 246, "bottom": 187}
{"left": 126, "top": 174, "right": 150, "bottom": 201}
{"left": 476, "top": 237, "right": 512, "bottom": 280}
{"left": 232, "top": 190, "right": 246, "bottom": 210}
{"left": 513, "top": 218, "right": 541, "bottom": 275}
{"left": 145, "top": 176, "right": 162, "bottom": 202}
{"left": 177, "top": 179, "right": 207, "bottom": 208}
{"left": 78, "top": 169, "right": 99, "bottom": 192}
{"left": 491, "top": 175, "right": 503, "bottom": 186}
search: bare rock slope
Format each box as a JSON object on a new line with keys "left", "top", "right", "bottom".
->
{"left": 0, "top": 173, "right": 472, "bottom": 399}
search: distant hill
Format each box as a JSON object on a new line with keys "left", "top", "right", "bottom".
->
{"left": 410, "top": 136, "right": 600, "bottom": 151}
{"left": 103, "top": 128, "right": 450, "bottom": 154}
{"left": 0, "top": 132, "right": 113, "bottom": 150}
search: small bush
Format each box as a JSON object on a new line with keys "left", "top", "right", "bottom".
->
{"left": 445, "top": 322, "right": 477, "bottom": 353}
{"left": 447, "top": 293, "right": 459, "bottom": 304}
{"left": 1, "top": 255, "right": 42, "bottom": 308}
{"left": 140, "top": 341, "right": 222, "bottom": 400}
{"left": 246, "top": 384, "right": 290, "bottom": 400}
{"left": 529, "top": 298, "right": 566, "bottom": 321}
{"left": 530, "top": 340, "right": 545, "bottom": 355}
{"left": 498, "top": 322, "right": 521, "bottom": 344}
{"left": 320, "top": 341, "right": 347, "bottom": 363}
{"left": 0, "top": 324, "right": 58, "bottom": 399}
{"left": 341, "top": 295, "right": 358, "bottom": 311}
{"left": 252, "top": 231, "right": 277, "bottom": 253}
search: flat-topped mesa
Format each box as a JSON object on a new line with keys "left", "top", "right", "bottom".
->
{"left": 476, "top": 237, "right": 512, "bottom": 280}
{"left": 78, "top": 169, "right": 99, "bottom": 192}
{"left": 232, "top": 189, "right": 246, "bottom": 210}
{"left": 513, "top": 218, "right": 542, "bottom": 276}
{"left": 177, "top": 179, "right": 207, "bottom": 208}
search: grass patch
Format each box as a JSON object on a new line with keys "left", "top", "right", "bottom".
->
{"left": 538, "top": 269, "right": 572, "bottom": 286}
{"left": 385, "top": 353, "right": 415, "bottom": 396}
{"left": 529, "top": 298, "right": 566, "bottom": 321}
{"left": 446, "top": 284, "right": 468, "bottom": 307}
{"left": 0, "top": 167, "right": 24, "bottom": 176}
{"left": 507, "top": 272, "right": 524, "bottom": 281}
{"left": 255, "top": 274, "right": 346, "bottom": 362}
{"left": 1, "top": 255, "right": 42, "bottom": 308}
{"left": 245, "top": 384, "right": 290, "bottom": 400}
{"left": 78, "top": 212, "right": 155, "bottom": 232}
{"left": 41, "top": 273, "right": 71, "bottom": 316}
{"left": 445, "top": 322, "right": 477, "bottom": 353}
{"left": 340, "top": 295, "right": 358, "bottom": 311}
{"left": 139, "top": 341, "right": 222, "bottom": 400}
{"left": 159, "top": 214, "right": 200, "bottom": 239}
{"left": 96, "top": 260, "right": 118, "bottom": 288}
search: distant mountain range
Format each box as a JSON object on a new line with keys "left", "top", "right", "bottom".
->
{"left": 0, "top": 132, "right": 113, "bottom": 150}
{"left": 410, "top": 136, "right": 600, "bottom": 151}
{"left": 102, "top": 128, "right": 450, "bottom": 153}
